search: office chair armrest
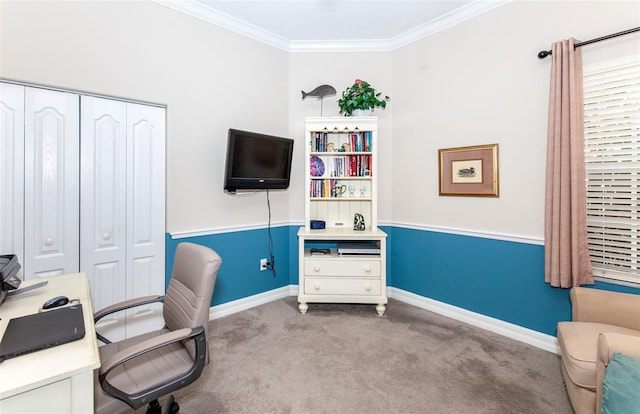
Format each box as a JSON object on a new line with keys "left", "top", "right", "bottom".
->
{"left": 98, "top": 325, "right": 207, "bottom": 409}
{"left": 94, "top": 295, "right": 165, "bottom": 324}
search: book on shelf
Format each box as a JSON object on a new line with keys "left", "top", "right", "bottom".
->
{"left": 347, "top": 131, "right": 372, "bottom": 153}
{"left": 312, "top": 132, "right": 328, "bottom": 152}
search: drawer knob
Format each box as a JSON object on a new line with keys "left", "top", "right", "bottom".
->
{"left": 365, "top": 283, "right": 372, "bottom": 291}
{"left": 314, "top": 282, "right": 321, "bottom": 291}
{"left": 44, "top": 237, "right": 54, "bottom": 246}
{"left": 314, "top": 265, "right": 320, "bottom": 272}
{"left": 103, "top": 232, "right": 112, "bottom": 240}
{"left": 364, "top": 265, "right": 371, "bottom": 273}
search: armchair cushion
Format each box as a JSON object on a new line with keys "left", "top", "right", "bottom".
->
{"left": 601, "top": 353, "right": 640, "bottom": 414}
{"left": 557, "top": 322, "right": 639, "bottom": 389}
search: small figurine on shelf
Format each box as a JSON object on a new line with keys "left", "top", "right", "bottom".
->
{"left": 353, "top": 213, "right": 365, "bottom": 231}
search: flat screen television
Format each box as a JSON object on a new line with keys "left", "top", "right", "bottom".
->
{"left": 224, "top": 128, "right": 294, "bottom": 192}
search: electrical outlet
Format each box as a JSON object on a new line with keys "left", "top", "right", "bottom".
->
{"left": 260, "top": 258, "right": 268, "bottom": 271}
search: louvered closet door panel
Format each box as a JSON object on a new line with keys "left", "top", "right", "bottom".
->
{"left": 0, "top": 83, "right": 25, "bottom": 267}
{"left": 80, "top": 96, "right": 128, "bottom": 341}
{"left": 125, "top": 103, "right": 166, "bottom": 338}
{"left": 24, "top": 88, "right": 79, "bottom": 279}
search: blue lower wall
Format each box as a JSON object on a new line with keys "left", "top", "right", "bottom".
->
{"left": 390, "top": 227, "right": 570, "bottom": 335}
{"left": 166, "top": 226, "right": 291, "bottom": 306}
{"left": 167, "top": 225, "right": 640, "bottom": 337}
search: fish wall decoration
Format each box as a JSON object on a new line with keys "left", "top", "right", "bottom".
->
{"left": 301, "top": 85, "right": 336, "bottom": 100}
{"left": 301, "top": 84, "right": 336, "bottom": 116}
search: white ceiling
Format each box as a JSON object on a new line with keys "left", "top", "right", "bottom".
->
{"left": 154, "top": 0, "right": 511, "bottom": 52}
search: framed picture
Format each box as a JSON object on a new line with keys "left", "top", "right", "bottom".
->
{"left": 438, "top": 144, "right": 499, "bottom": 197}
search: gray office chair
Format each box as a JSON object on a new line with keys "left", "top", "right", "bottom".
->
{"left": 93, "top": 242, "right": 222, "bottom": 414}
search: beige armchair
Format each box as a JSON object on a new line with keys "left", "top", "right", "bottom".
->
{"left": 94, "top": 242, "right": 222, "bottom": 414}
{"left": 557, "top": 287, "right": 640, "bottom": 414}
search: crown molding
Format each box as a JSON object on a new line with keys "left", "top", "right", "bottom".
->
{"left": 289, "top": 39, "right": 396, "bottom": 53}
{"left": 387, "top": 0, "right": 512, "bottom": 51}
{"left": 153, "top": 0, "right": 291, "bottom": 51}
{"left": 154, "top": 0, "right": 512, "bottom": 53}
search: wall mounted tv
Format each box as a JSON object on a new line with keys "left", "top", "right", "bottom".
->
{"left": 224, "top": 128, "right": 294, "bottom": 192}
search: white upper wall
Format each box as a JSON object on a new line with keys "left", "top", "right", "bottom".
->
{"left": 2, "top": 0, "right": 638, "bottom": 238}
{"left": 390, "top": 0, "right": 640, "bottom": 240}
{"left": 0, "top": 0, "right": 290, "bottom": 234}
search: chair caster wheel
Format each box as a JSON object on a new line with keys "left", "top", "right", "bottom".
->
{"left": 159, "top": 396, "right": 179, "bottom": 414}
{"left": 147, "top": 400, "right": 161, "bottom": 414}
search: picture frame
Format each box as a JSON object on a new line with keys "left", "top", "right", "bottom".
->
{"left": 438, "top": 144, "right": 499, "bottom": 197}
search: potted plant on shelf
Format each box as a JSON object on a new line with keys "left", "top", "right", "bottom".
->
{"left": 338, "top": 79, "right": 390, "bottom": 116}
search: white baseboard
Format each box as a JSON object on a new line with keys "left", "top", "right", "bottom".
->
{"left": 209, "top": 286, "right": 292, "bottom": 320}
{"left": 208, "top": 285, "right": 560, "bottom": 354}
{"left": 387, "top": 287, "right": 560, "bottom": 354}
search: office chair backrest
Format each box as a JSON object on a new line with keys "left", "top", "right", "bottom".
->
{"left": 163, "top": 242, "right": 222, "bottom": 362}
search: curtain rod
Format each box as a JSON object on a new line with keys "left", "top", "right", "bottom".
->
{"left": 537, "top": 27, "right": 640, "bottom": 59}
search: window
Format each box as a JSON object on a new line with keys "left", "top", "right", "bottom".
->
{"left": 584, "top": 59, "right": 640, "bottom": 284}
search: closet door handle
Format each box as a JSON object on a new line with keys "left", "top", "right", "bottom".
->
{"left": 103, "top": 232, "right": 112, "bottom": 240}
{"left": 44, "top": 237, "right": 54, "bottom": 246}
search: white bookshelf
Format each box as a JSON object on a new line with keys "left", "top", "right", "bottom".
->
{"left": 298, "top": 117, "right": 387, "bottom": 315}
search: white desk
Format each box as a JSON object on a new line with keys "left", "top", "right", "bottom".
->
{"left": 0, "top": 273, "right": 100, "bottom": 413}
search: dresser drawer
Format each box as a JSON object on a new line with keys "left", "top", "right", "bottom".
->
{"left": 304, "top": 278, "right": 382, "bottom": 296}
{"left": 304, "top": 259, "right": 380, "bottom": 277}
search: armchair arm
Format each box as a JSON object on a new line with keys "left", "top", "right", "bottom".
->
{"left": 94, "top": 295, "right": 164, "bottom": 344}
{"left": 571, "top": 287, "right": 640, "bottom": 330}
{"left": 99, "top": 325, "right": 207, "bottom": 410}
{"left": 596, "top": 332, "right": 640, "bottom": 414}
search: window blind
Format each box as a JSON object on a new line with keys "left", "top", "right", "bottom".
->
{"left": 584, "top": 59, "right": 640, "bottom": 283}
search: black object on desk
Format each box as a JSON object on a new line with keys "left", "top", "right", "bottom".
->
{"left": 0, "top": 304, "right": 85, "bottom": 362}
{"left": 42, "top": 295, "right": 69, "bottom": 310}
{"left": 0, "top": 254, "right": 22, "bottom": 306}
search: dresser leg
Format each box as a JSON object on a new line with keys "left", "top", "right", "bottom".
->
{"left": 376, "top": 304, "right": 386, "bottom": 316}
{"left": 299, "top": 302, "right": 308, "bottom": 314}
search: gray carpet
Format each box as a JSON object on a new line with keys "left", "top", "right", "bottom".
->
{"left": 166, "top": 298, "right": 572, "bottom": 413}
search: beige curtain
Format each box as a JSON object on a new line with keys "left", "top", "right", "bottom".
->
{"left": 544, "top": 38, "right": 594, "bottom": 288}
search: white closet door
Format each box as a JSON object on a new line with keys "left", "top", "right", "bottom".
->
{"left": 80, "top": 96, "right": 128, "bottom": 341}
{"left": 0, "top": 83, "right": 25, "bottom": 270}
{"left": 124, "top": 103, "right": 166, "bottom": 338}
{"left": 24, "top": 87, "right": 79, "bottom": 279}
